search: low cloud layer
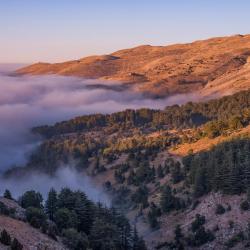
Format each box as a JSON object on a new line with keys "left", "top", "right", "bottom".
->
{"left": 0, "top": 65, "right": 200, "bottom": 201}
{"left": 0, "top": 66, "right": 200, "bottom": 171}
{"left": 0, "top": 167, "right": 110, "bottom": 205}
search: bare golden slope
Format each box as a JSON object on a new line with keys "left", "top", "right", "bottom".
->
{"left": 17, "top": 34, "right": 250, "bottom": 97}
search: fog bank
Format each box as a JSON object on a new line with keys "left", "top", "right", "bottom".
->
{"left": 0, "top": 167, "right": 110, "bottom": 205}
{"left": 0, "top": 67, "right": 200, "bottom": 171}
{"left": 0, "top": 65, "right": 200, "bottom": 202}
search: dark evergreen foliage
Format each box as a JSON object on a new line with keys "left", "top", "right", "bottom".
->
{"left": 11, "top": 238, "right": 23, "bottom": 250}
{"left": 33, "top": 90, "right": 250, "bottom": 138}
{"left": 18, "top": 188, "right": 147, "bottom": 250}
{"left": 215, "top": 204, "right": 226, "bottom": 215}
{"left": 45, "top": 188, "right": 58, "bottom": 221}
{"left": 3, "top": 189, "right": 13, "bottom": 200}
{"left": 19, "top": 190, "right": 43, "bottom": 209}
{"left": 25, "top": 207, "right": 47, "bottom": 229}
{"left": 184, "top": 137, "right": 250, "bottom": 196}
{"left": 0, "top": 229, "right": 11, "bottom": 245}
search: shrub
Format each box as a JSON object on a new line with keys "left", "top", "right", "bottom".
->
{"left": 215, "top": 204, "right": 226, "bottom": 215}
{"left": 191, "top": 214, "right": 205, "bottom": 232}
{"left": 228, "top": 220, "right": 234, "bottom": 229}
{"left": 240, "top": 200, "right": 250, "bottom": 211}
{"left": 187, "top": 226, "right": 215, "bottom": 246}
{"left": 225, "top": 231, "right": 245, "bottom": 248}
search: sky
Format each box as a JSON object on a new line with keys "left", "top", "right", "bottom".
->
{"left": 1, "top": 0, "right": 250, "bottom": 63}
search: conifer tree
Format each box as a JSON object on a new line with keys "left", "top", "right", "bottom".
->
{"left": 45, "top": 188, "right": 58, "bottom": 221}
{"left": 0, "top": 229, "right": 11, "bottom": 245}
{"left": 132, "top": 226, "right": 147, "bottom": 250}
{"left": 11, "top": 238, "right": 23, "bottom": 250}
{"left": 160, "top": 185, "right": 175, "bottom": 213}
{"left": 3, "top": 189, "right": 13, "bottom": 200}
{"left": 157, "top": 165, "right": 164, "bottom": 178}
{"left": 193, "top": 167, "right": 207, "bottom": 197}
{"left": 74, "top": 191, "right": 94, "bottom": 234}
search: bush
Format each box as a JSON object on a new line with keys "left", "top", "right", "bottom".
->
{"left": 225, "top": 231, "right": 245, "bottom": 248}
{"left": 240, "top": 200, "right": 250, "bottom": 211}
{"left": 187, "top": 226, "right": 215, "bottom": 247}
{"left": 0, "top": 229, "right": 11, "bottom": 245}
{"left": 191, "top": 214, "right": 205, "bottom": 232}
{"left": 11, "top": 238, "right": 23, "bottom": 250}
{"left": 215, "top": 204, "right": 226, "bottom": 215}
{"left": 228, "top": 220, "right": 234, "bottom": 229}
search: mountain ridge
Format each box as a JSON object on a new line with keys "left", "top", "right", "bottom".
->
{"left": 17, "top": 34, "right": 250, "bottom": 98}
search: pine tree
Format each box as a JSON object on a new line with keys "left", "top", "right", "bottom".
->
{"left": 157, "top": 165, "right": 164, "bottom": 178}
{"left": 45, "top": 188, "right": 58, "bottom": 221}
{"left": 193, "top": 167, "right": 207, "bottom": 197}
{"left": 90, "top": 218, "right": 120, "bottom": 250}
{"left": 228, "top": 164, "right": 244, "bottom": 194}
{"left": 74, "top": 191, "right": 94, "bottom": 234}
{"left": 174, "top": 225, "right": 184, "bottom": 250}
{"left": 3, "top": 189, "right": 13, "bottom": 200}
{"left": 160, "top": 185, "right": 175, "bottom": 213}
{"left": 0, "top": 229, "right": 11, "bottom": 245}
{"left": 171, "top": 162, "right": 183, "bottom": 184}
{"left": 11, "top": 238, "right": 23, "bottom": 250}
{"left": 132, "top": 226, "right": 147, "bottom": 250}
{"left": 174, "top": 225, "right": 183, "bottom": 243}
{"left": 113, "top": 211, "right": 132, "bottom": 250}
{"left": 147, "top": 203, "right": 160, "bottom": 229}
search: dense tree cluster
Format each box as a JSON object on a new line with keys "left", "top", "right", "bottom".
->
{"left": 184, "top": 136, "right": 250, "bottom": 197}
{"left": 16, "top": 188, "right": 147, "bottom": 250}
{"left": 33, "top": 90, "right": 250, "bottom": 138}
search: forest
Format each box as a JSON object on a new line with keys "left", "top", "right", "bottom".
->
{"left": 3, "top": 89, "right": 250, "bottom": 249}
{"left": 33, "top": 90, "right": 250, "bottom": 138}
{"left": 0, "top": 188, "right": 147, "bottom": 250}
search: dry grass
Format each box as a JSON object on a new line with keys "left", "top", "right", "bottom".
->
{"left": 17, "top": 34, "right": 250, "bottom": 98}
{"left": 170, "top": 125, "right": 250, "bottom": 156}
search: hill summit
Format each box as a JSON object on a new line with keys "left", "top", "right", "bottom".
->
{"left": 17, "top": 34, "right": 250, "bottom": 97}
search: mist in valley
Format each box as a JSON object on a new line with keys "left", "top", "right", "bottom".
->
{"left": 0, "top": 167, "right": 110, "bottom": 205}
{"left": 0, "top": 65, "right": 201, "bottom": 202}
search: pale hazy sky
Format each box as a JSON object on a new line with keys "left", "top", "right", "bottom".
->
{"left": 1, "top": 0, "right": 250, "bottom": 63}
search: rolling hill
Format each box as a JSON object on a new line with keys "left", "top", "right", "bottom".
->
{"left": 17, "top": 34, "right": 250, "bottom": 98}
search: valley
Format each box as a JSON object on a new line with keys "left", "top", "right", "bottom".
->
{"left": 2, "top": 88, "right": 250, "bottom": 249}
{"left": 1, "top": 34, "right": 250, "bottom": 250}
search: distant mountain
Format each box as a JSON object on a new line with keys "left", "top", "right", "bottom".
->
{"left": 17, "top": 34, "right": 250, "bottom": 98}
